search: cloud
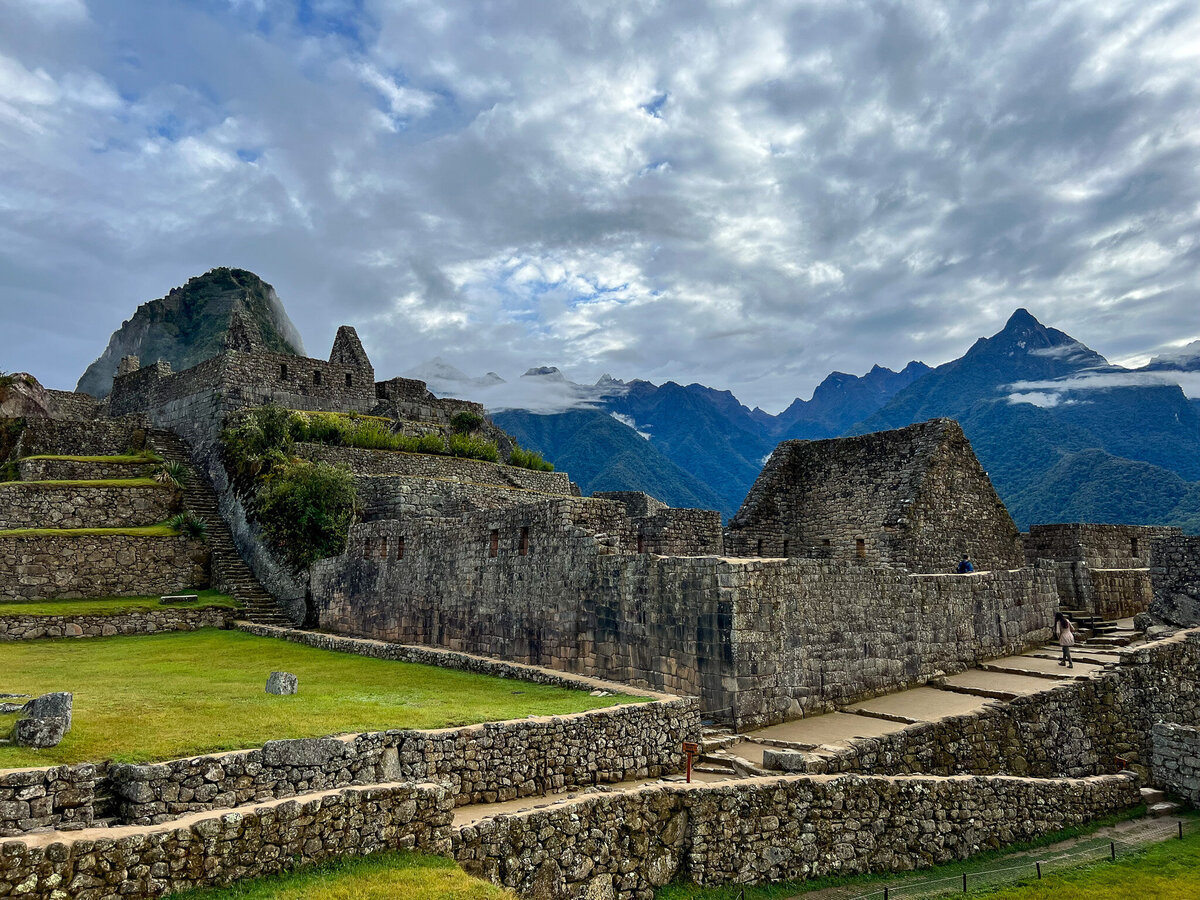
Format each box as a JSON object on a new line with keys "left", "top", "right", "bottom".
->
{"left": 1008, "top": 370, "right": 1200, "bottom": 399}
{"left": 405, "top": 359, "right": 628, "bottom": 414}
{"left": 2, "top": 1, "right": 1200, "bottom": 413}
{"left": 610, "top": 412, "right": 650, "bottom": 440}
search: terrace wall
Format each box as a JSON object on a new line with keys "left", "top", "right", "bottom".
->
{"left": 9, "top": 418, "right": 151, "bottom": 459}
{"left": 453, "top": 773, "right": 1140, "bottom": 900}
{"left": 0, "top": 782, "right": 452, "bottom": 900}
{"left": 1151, "top": 723, "right": 1200, "bottom": 806}
{"left": 16, "top": 458, "right": 156, "bottom": 481}
{"left": 0, "top": 534, "right": 208, "bottom": 601}
{"left": 1151, "top": 534, "right": 1200, "bottom": 627}
{"left": 0, "top": 765, "right": 95, "bottom": 837}
{"left": 0, "top": 605, "right": 234, "bottom": 641}
{"left": 0, "top": 482, "right": 179, "bottom": 530}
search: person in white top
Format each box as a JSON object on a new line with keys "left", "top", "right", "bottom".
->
{"left": 1054, "top": 612, "right": 1076, "bottom": 669}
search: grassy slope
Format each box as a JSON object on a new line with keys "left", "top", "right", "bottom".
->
{"left": 0, "top": 524, "right": 180, "bottom": 537}
{"left": 19, "top": 454, "right": 161, "bottom": 463}
{"left": 0, "top": 629, "right": 644, "bottom": 767}
{"left": 170, "top": 852, "right": 515, "bottom": 900}
{"left": 0, "top": 478, "right": 171, "bottom": 489}
{"left": 0, "top": 589, "right": 238, "bottom": 617}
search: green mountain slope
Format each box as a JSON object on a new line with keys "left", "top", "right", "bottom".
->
{"left": 77, "top": 268, "right": 305, "bottom": 397}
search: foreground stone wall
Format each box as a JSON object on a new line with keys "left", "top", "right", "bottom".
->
{"left": 1151, "top": 534, "right": 1200, "bottom": 626}
{"left": 726, "top": 419, "right": 1026, "bottom": 573}
{"left": 1151, "top": 723, "right": 1200, "bottom": 806}
{"left": 9, "top": 418, "right": 151, "bottom": 459}
{"left": 0, "top": 765, "right": 95, "bottom": 837}
{"left": 454, "top": 773, "right": 1140, "bottom": 899}
{"left": 16, "top": 458, "right": 157, "bottom": 481}
{"left": 314, "top": 502, "right": 1055, "bottom": 729}
{"left": 0, "top": 482, "right": 178, "bottom": 530}
{"left": 0, "top": 782, "right": 451, "bottom": 900}
{"left": 297, "top": 442, "right": 578, "bottom": 495}
{"left": 0, "top": 534, "right": 208, "bottom": 601}
{"left": 0, "top": 605, "right": 234, "bottom": 641}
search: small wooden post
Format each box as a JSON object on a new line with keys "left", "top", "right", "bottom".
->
{"left": 682, "top": 741, "right": 699, "bottom": 784}
{"left": 1036, "top": 862, "right": 1042, "bottom": 879}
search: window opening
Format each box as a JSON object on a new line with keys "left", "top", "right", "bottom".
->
{"left": 489, "top": 529, "right": 499, "bottom": 558}
{"left": 519, "top": 527, "right": 529, "bottom": 556}
{"left": 280, "top": 363, "right": 289, "bottom": 380}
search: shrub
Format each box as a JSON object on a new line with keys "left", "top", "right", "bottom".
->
{"left": 417, "top": 433, "right": 448, "bottom": 455}
{"left": 508, "top": 446, "right": 554, "bottom": 472}
{"left": 448, "top": 432, "right": 500, "bottom": 462}
{"left": 167, "top": 512, "right": 208, "bottom": 539}
{"left": 255, "top": 460, "right": 358, "bottom": 570}
{"left": 155, "top": 460, "right": 189, "bottom": 488}
{"left": 450, "top": 410, "right": 485, "bottom": 434}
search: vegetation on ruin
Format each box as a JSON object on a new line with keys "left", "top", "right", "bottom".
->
{"left": 507, "top": 445, "right": 554, "bottom": 471}
{"left": 0, "top": 477, "right": 171, "bottom": 489}
{"left": 0, "top": 629, "right": 645, "bottom": 766}
{"left": 0, "top": 589, "right": 238, "bottom": 617}
{"left": 255, "top": 459, "right": 358, "bottom": 569}
{"left": 450, "top": 409, "right": 485, "bottom": 433}
{"left": 169, "top": 851, "right": 516, "bottom": 900}
{"left": 0, "top": 523, "right": 184, "bottom": 538}
{"left": 166, "top": 510, "right": 209, "bottom": 539}
{"left": 18, "top": 450, "right": 162, "bottom": 463}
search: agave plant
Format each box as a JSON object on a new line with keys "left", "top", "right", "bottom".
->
{"left": 155, "top": 460, "right": 189, "bottom": 488}
{"left": 167, "top": 512, "right": 208, "bottom": 540}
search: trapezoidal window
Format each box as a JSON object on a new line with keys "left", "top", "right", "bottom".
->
{"left": 280, "top": 363, "right": 289, "bottom": 380}
{"left": 345, "top": 373, "right": 353, "bottom": 387}
{"left": 855, "top": 538, "right": 866, "bottom": 558}
{"left": 1130, "top": 537, "right": 1139, "bottom": 557}
{"left": 783, "top": 540, "right": 790, "bottom": 557}
{"left": 489, "top": 529, "right": 499, "bottom": 558}
{"left": 396, "top": 535, "right": 405, "bottom": 560}
{"left": 313, "top": 370, "right": 323, "bottom": 386}
{"left": 637, "top": 533, "right": 645, "bottom": 554}
{"left": 756, "top": 538, "right": 763, "bottom": 556}
{"left": 519, "top": 526, "right": 529, "bottom": 556}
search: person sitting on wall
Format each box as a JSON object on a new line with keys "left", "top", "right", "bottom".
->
{"left": 1054, "top": 611, "right": 1076, "bottom": 668}
{"left": 956, "top": 554, "right": 975, "bottom": 574}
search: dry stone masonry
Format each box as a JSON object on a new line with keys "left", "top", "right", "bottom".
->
{"left": 0, "top": 765, "right": 95, "bottom": 837}
{"left": 0, "top": 605, "right": 234, "bottom": 641}
{"left": 0, "top": 482, "right": 179, "bottom": 530}
{"left": 1151, "top": 722, "right": 1200, "bottom": 806}
{"left": 1150, "top": 534, "right": 1200, "bottom": 626}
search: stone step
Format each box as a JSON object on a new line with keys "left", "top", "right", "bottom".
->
{"left": 1149, "top": 801, "right": 1183, "bottom": 818}
{"left": 1140, "top": 787, "right": 1167, "bottom": 806}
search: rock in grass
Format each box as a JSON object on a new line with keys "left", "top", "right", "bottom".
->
{"left": 265, "top": 671, "right": 298, "bottom": 695}
{"left": 23, "top": 692, "right": 72, "bottom": 732}
{"left": 15, "top": 716, "right": 68, "bottom": 748}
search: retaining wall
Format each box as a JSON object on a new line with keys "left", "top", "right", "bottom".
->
{"left": 15, "top": 458, "right": 156, "bottom": 481}
{"left": 0, "top": 765, "right": 96, "bottom": 837}
{"left": 1151, "top": 723, "right": 1200, "bottom": 806}
{"left": 0, "top": 782, "right": 451, "bottom": 900}
{"left": 9, "top": 418, "right": 151, "bottom": 459}
{"left": 0, "top": 606, "right": 234, "bottom": 641}
{"left": 454, "top": 773, "right": 1140, "bottom": 900}
{"left": 1151, "top": 534, "right": 1200, "bottom": 626}
{"left": 0, "top": 482, "right": 179, "bottom": 530}
{"left": 0, "top": 534, "right": 208, "bottom": 601}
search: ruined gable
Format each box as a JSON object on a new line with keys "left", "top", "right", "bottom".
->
{"left": 725, "top": 418, "right": 1025, "bottom": 573}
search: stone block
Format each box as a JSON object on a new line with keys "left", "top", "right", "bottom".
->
{"left": 265, "top": 671, "right": 298, "bottom": 695}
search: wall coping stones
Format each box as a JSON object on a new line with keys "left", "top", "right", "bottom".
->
{"left": 0, "top": 606, "right": 234, "bottom": 641}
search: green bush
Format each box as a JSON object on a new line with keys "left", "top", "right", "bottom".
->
{"left": 448, "top": 432, "right": 500, "bottom": 462}
{"left": 255, "top": 460, "right": 358, "bottom": 570}
{"left": 155, "top": 460, "right": 189, "bottom": 488}
{"left": 167, "top": 512, "right": 208, "bottom": 539}
{"left": 508, "top": 446, "right": 554, "bottom": 471}
{"left": 450, "top": 410, "right": 485, "bottom": 434}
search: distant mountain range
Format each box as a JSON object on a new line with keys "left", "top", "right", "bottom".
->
{"left": 430, "top": 310, "right": 1200, "bottom": 532}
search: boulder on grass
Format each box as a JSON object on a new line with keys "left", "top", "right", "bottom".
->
{"left": 15, "top": 716, "right": 67, "bottom": 749}
{"left": 24, "top": 692, "right": 72, "bottom": 732}
{"left": 265, "top": 672, "right": 298, "bottom": 695}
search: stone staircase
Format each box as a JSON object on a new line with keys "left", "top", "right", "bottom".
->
{"left": 1056, "top": 608, "right": 1139, "bottom": 649}
{"left": 149, "top": 430, "right": 294, "bottom": 627}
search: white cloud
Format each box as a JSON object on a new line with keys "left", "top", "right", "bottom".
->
{"left": 610, "top": 412, "right": 650, "bottom": 440}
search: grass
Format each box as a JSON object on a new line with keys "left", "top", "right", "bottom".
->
{"left": 0, "top": 523, "right": 181, "bottom": 538}
{"left": 0, "top": 589, "right": 239, "bottom": 617}
{"left": 169, "top": 851, "right": 514, "bottom": 900}
{"left": 19, "top": 453, "right": 161, "bottom": 464}
{"left": 0, "top": 477, "right": 172, "bottom": 489}
{"left": 654, "top": 807, "right": 1150, "bottom": 900}
{"left": 0, "top": 629, "right": 646, "bottom": 766}
{"left": 970, "top": 823, "right": 1200, "bottom": 899}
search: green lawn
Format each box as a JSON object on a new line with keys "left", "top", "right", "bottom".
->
{"left": 0, "top": 629, "right": 646, "bottom": 767}
{"left": 170, "top": 852, "right": 514, "bottom": 900}
{"left": 0, "top": 523, "right": 180, "bottom": 538}
{"left": 0, "top": 589, "right": 239, "bottom": 617}
{"left": 19, "top": 453, "right": 161, "bottom": 464}
{"left": 0, "top": 477, "right": 171, "bottom": 489}
{"left": 972, "top": 825, "right": 1200, "bottom": 899}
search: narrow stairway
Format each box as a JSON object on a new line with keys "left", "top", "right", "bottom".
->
{"left": 149, "top": 429, "right": 295, "bottom": 627}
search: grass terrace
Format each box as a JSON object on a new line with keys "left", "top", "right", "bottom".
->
{"left": 0, "top": 523, "right": 182, "bottom": 538}
{"left": 172, "top": 852, "right": 514, "bottom": 900}
{"left": 0, "top": 629, "right": 647, "bottom": 767}
{"left": 0, "top": 589, "right": 238, "bottom": 617}
{"left": 17, "top": 453, "right": 162, "bottom": 464}
{"left": 0, "top": 477, "right": 171, "bottom": 488}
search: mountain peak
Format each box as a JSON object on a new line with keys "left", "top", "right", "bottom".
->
{"left": 1004, "top": 308, "right": 1042, "bottom": 331}
{"left": 522, "top": 366, "right": 566, "bottom": 381}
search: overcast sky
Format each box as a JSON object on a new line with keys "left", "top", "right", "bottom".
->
{"left": 2, "top": 0, "right": 1199, "bottom": 412}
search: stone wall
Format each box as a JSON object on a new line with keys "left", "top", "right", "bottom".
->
{"left": 0, "top": 482, "right": 179, "bottom": 530}
{"left": 314, "top": 502, "right": 1055, "bottom": 729}
{"left": 0, "top": 534, "right": 208, "bottom": 601}
{"left": 356, "top": 474, "right": 570, "bottom": 522}
{"left": 1151, "top": 723, "right": 1200, "bottom": 806}
{"left": 1151, "top": 534, "right": 1200, "bottom": 626}
{"left": 296, "top": 442, "right": 578, "bottom": 495}
{"left": 1024, "top": 524, "right": 1180, "bottom": 618}
{"left": 766, "top": 630, "right": 1200, "bottom": 779}
{"left": 0, "top": 765, "right": 95, "bottom": 837}
{"left": 0, "top": 782, "right": 451, "bottom": 900}
{"left": 9, "top": 418, "right": 151, "bottom": 459}
{"left": 374, "top": 376, "right": 486, "bottom": 427}
{"left": 16, "top": 458, "right": 156, "bottom": 481}
{"left": 454, "top": 773, "right": 1140, "bottom": 899}
{"left": 0, "top": 605, "right": 234, "bottom": 641}
{"left": 726, "top": 419, "right": 1026, "bottom": 573}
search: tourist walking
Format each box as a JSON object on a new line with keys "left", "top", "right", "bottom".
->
{"left": 956, "top": 554, "right": 975, "bottom": 574}
{"left": 1054, "top": 612, "right": 1075, "bottom": 668}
